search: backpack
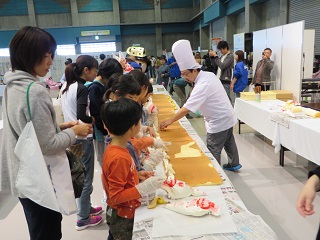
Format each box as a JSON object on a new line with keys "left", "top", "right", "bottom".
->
{"left": 174, "top": 78, "right": 188, "bottom": 88}
{"left": 66, "top": 148, "right": 86, "bottom": 198}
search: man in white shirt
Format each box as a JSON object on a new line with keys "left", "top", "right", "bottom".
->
{"left": 160, "top": 40, "right": 241, "bottom": 171}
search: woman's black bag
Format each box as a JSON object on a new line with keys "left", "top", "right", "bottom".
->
{"left": 66, "top": 148, "right": 86, "bottom": 198}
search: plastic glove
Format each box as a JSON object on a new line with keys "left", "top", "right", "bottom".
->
{"left": 135, "top": 128, "right": 144, "bottom": 138}
{"left": 143, "top": 149, "right": 164, "bottom": 171}
{"left": 153, "top": 138, "right": 166, "bottom": 149}
{"left": 136, "top": 176, "right": 166, "bottom": 196}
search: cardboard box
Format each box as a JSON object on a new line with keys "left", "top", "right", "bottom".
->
{"left": 269, "top": 90, "right": 293, "bottom": 101}
{"left": 240, "top": 91, "right": 277, "bottom": 101}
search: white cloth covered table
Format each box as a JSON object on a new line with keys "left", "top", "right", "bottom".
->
{"left": 234, "top": 98, "right": 320, "bottom": 166}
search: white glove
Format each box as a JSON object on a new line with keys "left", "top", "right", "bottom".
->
{"left": 151, "top": 107, "right": 158, "bottom": 114}
{"left": 135, "top": 128, "right": 144, "bottom": 138}
{"left": 142, "top": 149, "right": 164, "bottom": 171}
{"left": 153, "top": 138, "right": 165, "bottom": 149}
{"left": 136, "top": 176, "right": 166, "bottom": 196}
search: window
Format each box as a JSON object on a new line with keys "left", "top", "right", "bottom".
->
{"left": 56, "top": 45, "right": 76, "bottom": 55}
{"left": 0, "top": 48, "right": 10, "bottom": 56}
{"left": 80, "top": 42, "right": 116, "bottom": 53}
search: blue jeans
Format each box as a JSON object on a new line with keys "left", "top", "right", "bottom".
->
{"left": 76, "top": 138, "right": 94, "bottom": 223}
{"left": 150, "top": 66, "right": 156, "bottom": 78}
{"left": 222, "top": 83, "right": 231, "bottom": 102}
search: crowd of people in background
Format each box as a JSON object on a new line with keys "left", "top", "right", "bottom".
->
{"left": 140, "top": 41, "right": 253, "bottom": 104}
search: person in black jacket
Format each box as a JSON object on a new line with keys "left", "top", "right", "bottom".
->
{"left": 88, "top": 58, "right": 123, "bottom": 166}
{"left": 297, "top": 167, "right": 320, "bottom": 239}
{"left": 203, "top": 49, "right": 218, "bottom": 74}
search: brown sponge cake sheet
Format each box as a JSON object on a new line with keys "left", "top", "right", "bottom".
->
{"left": 153, "top": 94, "right": 223, "bottom": 186}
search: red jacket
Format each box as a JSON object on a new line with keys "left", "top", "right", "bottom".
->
{"left": 102, "top": 145, "right": 141, "bottom": 218}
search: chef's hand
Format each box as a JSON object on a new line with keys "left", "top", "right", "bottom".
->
{"left": 160, "top": 119, "right": 174, "bottom": 130}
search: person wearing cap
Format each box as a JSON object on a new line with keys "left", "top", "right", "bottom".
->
{"left": 128, "top": 61, "right": 142, "bottom": 71}
{"left": 160, "top": 40, "right": 242, "bottom": 171}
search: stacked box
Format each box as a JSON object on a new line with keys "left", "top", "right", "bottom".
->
{"left": 269, "top": 90, "right": 293, "bottom": 101}
{"left": 240, "top": 91, "right": 277, "bottom": 101}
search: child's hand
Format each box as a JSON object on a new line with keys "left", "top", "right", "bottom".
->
{"left": 138, "top": 170, "right": 154, "bottom": 181}
{"left": 149, "top": 149, "right": 164, "bottom": 164}
{"left": 147, "top": 127, "right": 156, "bottom": 138}
{"left": 297, "top": 175, "right": 319, "bottom": 217}
{"left": 153, "top": 138, "right": 166, "bottom": 149}
{"left": 136, "top": 176, "right": 166, "bottom": 196}
{"left": 143, "top": 149, "right": 164, "bottom": 171}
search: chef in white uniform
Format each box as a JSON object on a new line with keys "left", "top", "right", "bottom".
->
{"left": 160, "top": 40, "right": 242, "bottom": 171}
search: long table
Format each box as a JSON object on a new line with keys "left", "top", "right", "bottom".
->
{"left": 132, "top": 86, "right": 278, "bottom": 240}
{"left": 234, "top": 98, "right": 320, "bottom": 166}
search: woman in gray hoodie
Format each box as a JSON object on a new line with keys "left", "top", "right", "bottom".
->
{"left": 0, "top": 26, "right": 92, "bottom": 240}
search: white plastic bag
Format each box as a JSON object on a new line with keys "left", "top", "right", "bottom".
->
{"left": 15, "top": 81, "right": 76, "bottom": 215}
{"left": 165, "top": 198, "right": 221, "bottom": 217}
{"left": 52, "top": 90, "right": 64, "bottom": 125}
{"left": 52, "top": 97, "right": 64, "bottom": 125}
{"left": 161, "top": 179, "right": 205, "bottom": 199}
{"left": 14, "top": 121, "right": 60, "bottom": 212}
{"left": 249, "top": 84, "right": 254, "bottom": 92}
{"left": 44, "top": 152, "right": 77, "bottom": 215}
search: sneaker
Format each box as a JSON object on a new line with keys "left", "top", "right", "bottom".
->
{"left": 186, "top": 114, "right": 193, "bottom": 119}
{"left": 76, "top": 215, "right": 102, "bottom": 231}
{"left": 90, "top": 206, "right": 103, "bottom": 216}
{"left": 223, "top": 163, "right": 242, "bottom": 171}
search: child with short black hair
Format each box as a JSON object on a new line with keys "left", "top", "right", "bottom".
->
{"left": 101, "top": 98, "right": 165, "bottom": 240}
{"left": 103, "top": 74, "right": 141, "bottom": 103}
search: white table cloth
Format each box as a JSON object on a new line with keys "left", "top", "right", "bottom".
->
{"left": 234, "top": 98, "right": 320, "bottom": 166}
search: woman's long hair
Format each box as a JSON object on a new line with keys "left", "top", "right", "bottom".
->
{"left": 235, "top": 50, "right": 245, "bottom": 63}
{"left": 62, "top": 55, "right": 98, "bottom": 94}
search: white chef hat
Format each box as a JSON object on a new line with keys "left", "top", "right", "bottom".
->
{"left": 172, "top": 40, "right": 202, "bottom": 71}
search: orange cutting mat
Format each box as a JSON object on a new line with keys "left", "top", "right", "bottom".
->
{"left": 153, "top": 94, "right": 223, "bottom": 186}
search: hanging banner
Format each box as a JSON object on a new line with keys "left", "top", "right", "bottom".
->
{"left": 211, "top": 37, "right": 222, "bottom": 51}
{"left": 233, "top": 33, "right": 245, "bottom": 52}
{"left": 81, "top": 30, "right": 110, "bottom": 36}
